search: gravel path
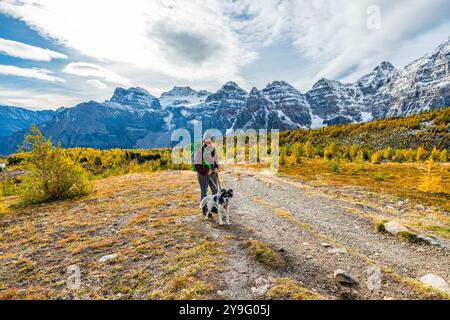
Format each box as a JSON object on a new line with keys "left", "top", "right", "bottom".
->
{"left": 203, "top": 169, "right": 450, "bottom": 300}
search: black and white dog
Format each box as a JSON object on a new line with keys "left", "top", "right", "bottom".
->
{"left": 200, "top": 189, "right": 234, "bottom": 225}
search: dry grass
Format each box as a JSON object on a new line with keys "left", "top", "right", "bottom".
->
{"left": 281, "top": 159, "right": 450, "bottom": 212}
{"left": 245, "top": 240, "right": 284, "bottom": 268}
{"left": 0, "top": 171, "right": 226, "bottom": 300}
{"left": 267, "top": 278, "right": 324, "bottom": 300}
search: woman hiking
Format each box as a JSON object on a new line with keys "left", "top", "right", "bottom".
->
{"left": 192, "top": 134, "right": 220, "bottom": 216}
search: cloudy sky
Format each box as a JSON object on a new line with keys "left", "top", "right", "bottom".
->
{"left": 0, "top": 0, "right": 449, "bottom": 110}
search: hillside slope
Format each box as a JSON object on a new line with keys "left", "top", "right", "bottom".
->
{"left": 281, "top": 107, "right": 450, "bottom": 151}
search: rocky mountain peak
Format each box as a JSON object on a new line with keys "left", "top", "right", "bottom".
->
{"left": 263, "top": 80, "right": 303, "bottom": 96}
{"left": 311, "top": 78, "right": 343, "bottom": 91}
{"left": 222, "top": 81, "right": 241, "bottom": 89}
{"left": 249, "top": 87, "right": 260, "bottom": 96}
{"left": 266, "top": 80, "right": 295, "bottom": 89}
{"left": 377, "top": 61, "right": 395, "bottom": 71}
{"left": 109, "top": 87, "right": 160, "bottom": 109}
{"left": 357, "top": 61, "right": 397, "bottom": 94}
{"left": 205, "top": 81, "right": 248, "bottom": 104}
{"left": 160, "top": 86, "right": 197, "bottom": 98}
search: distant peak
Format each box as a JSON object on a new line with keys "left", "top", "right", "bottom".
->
{"left": 205, "top": 81, "right": 247, "bottom": 104}
{"left": 218, "top": 81, "right": 247, "bottom": 94}
{"left": 224, "top": 81, "right": 239, "bottom": 86}
{"left": 376, "top": 61, "right": 395, "bottom": 71}
{"left": 268, "top": 80, "right": 288, "bottom": 86}
{"left": 114, "top": 87, "right": 150, "bottom": 94}
{"left": 109, "top": 87, "right": 160, "bottom": 108}
{"left": 312, "top": 78, "right": 332, "bottom": 87}
{"left": 265, "top": 80, "right": 296, "bottom": 90}
{"left": 161, "top": 86, "right": 197, "bottom": 97}
{"left": 222, "top": 81, "right": 243, "bottom": 91}
{"left": 433, "top": 36, "right": 450, "bottom": 53}
{"left": 111, "top": 87, "right": 154, "bottom": 100}
{"left": 249, "top": 87, "right": 260, "bottom": 95}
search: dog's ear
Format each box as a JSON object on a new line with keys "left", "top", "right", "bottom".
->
{"left": 228, "top": 189, "right": 233, "bottom": 197}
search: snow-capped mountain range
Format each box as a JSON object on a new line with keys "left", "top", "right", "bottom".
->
{"left": 0, "top": 37, "right": 449, "bottom": 154}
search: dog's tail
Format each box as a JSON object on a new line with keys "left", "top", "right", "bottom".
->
{"left": 200, "top": 197, "right": 207, "bottom": 209}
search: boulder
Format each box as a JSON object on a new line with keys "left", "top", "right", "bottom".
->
{"left": 384, "top": 221, "right": 409, "bottom": 235}
{"left": 420, "top": 274, "right": 450, "bottom": 294}
{"left": 334, "top": 269, "right": 357, "bottom": 285}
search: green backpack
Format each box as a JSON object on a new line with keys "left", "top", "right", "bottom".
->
{"left": 190, "top": 141, "right": 213, "bottom": 172}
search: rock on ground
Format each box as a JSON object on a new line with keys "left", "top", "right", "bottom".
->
{"left": 420, "top": 274, "right": 450, "bottom": 294}
{"left": 334, "top": 269, "right": 357, "bottom": 285}
{"left": 98, "top": 254, "right": 118, "bottom": 263}
{"left": 384, "top": 221, "right": 409, "bottom": 235}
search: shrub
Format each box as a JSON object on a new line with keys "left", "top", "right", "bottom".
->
{"left": 416, "top": 146, "right": 427, "bottom": 162}
{"left": 373, "top": 171, "right": 385, "bottom": 181}
{"left": 1, "top": 175, "right": 16, "bottom": 197}
{"left": 304, "top": 140, "right": 315, "bottom": 159}
{"left": 440, "top": 149, "right": 448, "bottom": 163}
{"left": 417, "top": 159, "right": 445, "bottom": 194}
{"left": 397, "top": 231, "right": 421, "bottom": 244}
{"left": 18, "top": 126, "right": 92, "bottom": 205}
{"left": 371, "top": 151, "right": 383, "bottom": 164}
{"left": 374, "top": 222, "right": 386, "bottom": 233}
{"left": 329, "top": 160, "right": 342, "bottom": 173}
{"left": 6, "top": 155, "right": 24, "bottom": 166}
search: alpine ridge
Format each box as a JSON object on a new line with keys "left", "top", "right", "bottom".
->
{"left": 0, "top": 37, "right": 449, "bottom": 154}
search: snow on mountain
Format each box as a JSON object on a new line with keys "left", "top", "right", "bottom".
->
{"left": 357, "top": 61, "right": 398, "bottom": 95}
{"left": 159, "top": 86, "right": 210, "bottom": 108}
{"left": 306, "top": 79, "right": 364, "bottom": 125}
{"left": 1, "top": 37, "right": 449, "bottom": 154}
{"left": 262, "top": 81, "right": 312, "bottom": 128}
{"left": 108, "top": 87, "right": 161, "bottom": 110}
{"left": 205, "top": 81, "right": 248, "bottom": 106}
{"left": 382, "top": 37, "right": 450, "bottom": 117}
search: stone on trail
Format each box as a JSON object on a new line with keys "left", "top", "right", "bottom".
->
{"left": 328, "top": 248, "right": 347, "bottom": 254}
{"left": 420, "top": 274, "right": 450, "bottom": 294}
{"left": 384, "top": 221, "right": 409, "bottom": 235}
{"left": 334, "top": 269, "right": 357, "bottom": 285}
{"left": 321, "top": 242, "right": 331, "bottom": 248}
{"left": 251, "top": 277, "right": 271, "bottom": 297}
{"left": 98, "top": 254, "right": 118, "bottom": 263}
{"left": 416, "top": 235, "right": 442, "bottom": 247}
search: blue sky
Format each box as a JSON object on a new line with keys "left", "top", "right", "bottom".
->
{"left": 0, "top": 0, "right": 450, "bottom": 110}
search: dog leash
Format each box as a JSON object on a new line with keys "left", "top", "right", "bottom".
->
{"left": 208, "top": 172, "right": 222, "bottom": 192}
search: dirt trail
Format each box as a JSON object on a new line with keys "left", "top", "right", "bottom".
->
{"left": 202, "top": 168, "right": 450, "bottom": 300}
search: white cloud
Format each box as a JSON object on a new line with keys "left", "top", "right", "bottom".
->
{"left": 0, "top": 38, "right": 67, "bottom": 61}
{"left": 0, "top": 0, "right": 257, "bottom": 82}
{"left": 227, "top": 0, "right": 450, "bottom": 85}
{"left": 0, "top": 64, "right": 65, "bottom": 82}
{"left": 0, "top": 0, "right": 449, "bottom": 90}
{"left": 0, "top": 86, "right": 83, "bottom": 109}
{"left": 86, "top": 79, "right": 107, "bottom": 89}
{"left": 63, "top": 62, "right": 131, "bottom": 86}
